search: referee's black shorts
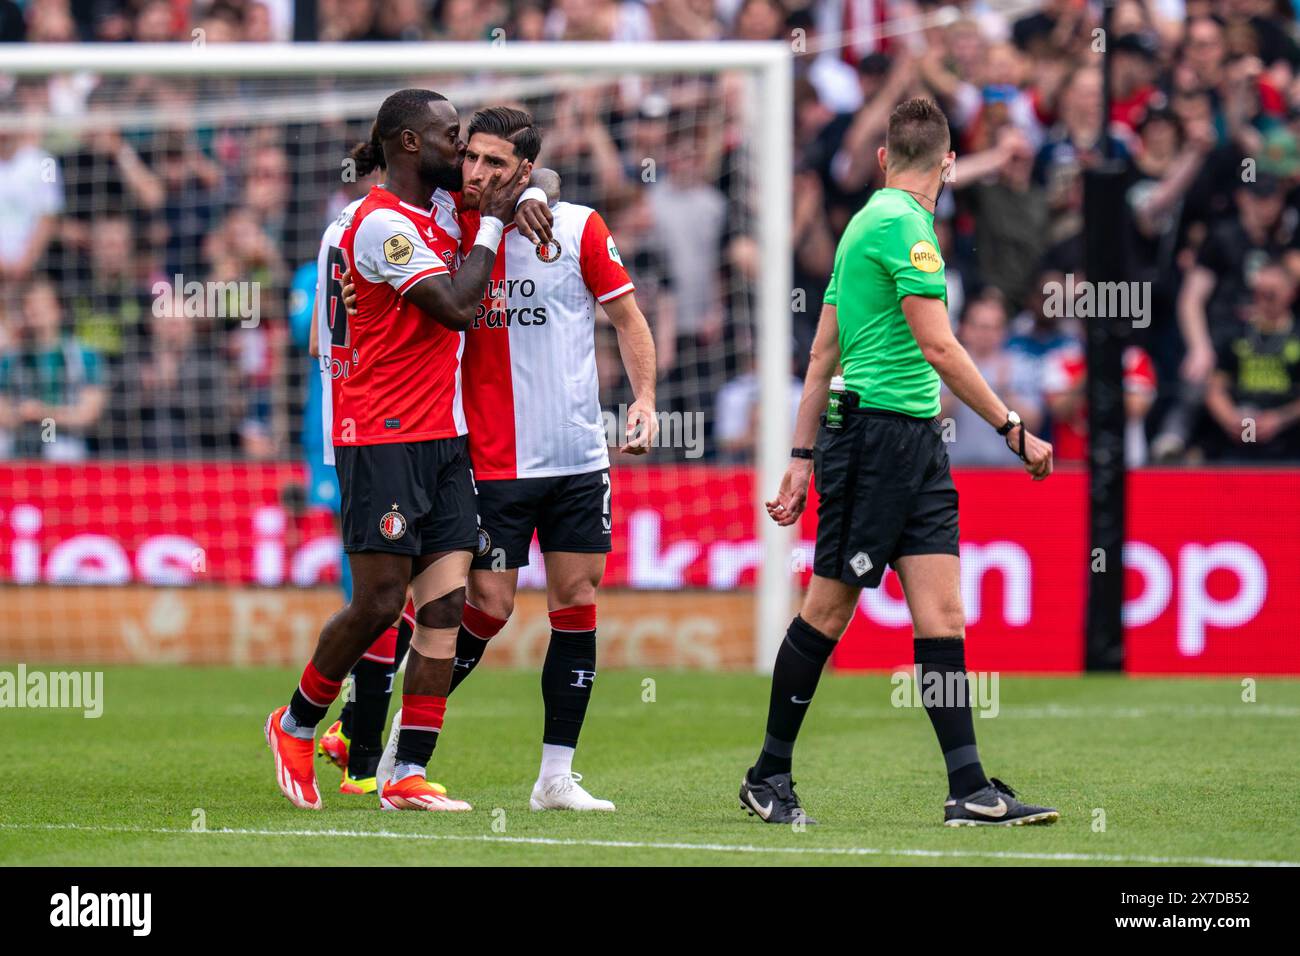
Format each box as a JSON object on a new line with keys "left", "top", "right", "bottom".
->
{"left": 812, "top": 408, "right": 959, "bottom": 588}
{"left": 334, "top": 436, "right": 478, "bottom": 557}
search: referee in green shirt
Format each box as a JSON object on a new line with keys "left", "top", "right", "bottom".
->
{"left": 740, "top": 98, "right": 1058, "bottom": 827}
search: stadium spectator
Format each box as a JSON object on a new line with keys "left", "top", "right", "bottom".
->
{"left": 953, "top": 125, "right": 1050, "bottom": 308}
{"left": 653, "top": 0, "right": 722, "bottom": 42}
{"left": 117, "top": 304, "right": 240, "bottom": 455}
{"left": 1045, "top": 339, "right": 1157, "bottom": 467}
{"left": 506, "top": 0, "right": 547, "bottom": 41}
{"left": 436, "top": 0, "right": 499, "bottom": 41}
{"left": 65, "top": 213, "right": 152, "bottom": 362}
{"left": 132, "top": 0, "right": 181, "bottom": 42}
{"left": 0, "top": 278, "right": 106, "bottom": 461}
{"left": 543, "top": 0, "right": 654, "bottom": 42}
{"left": 714, "top": 354, "right": 802, "bottom": 464}
{"left": 647, "top": 110, "right": 727, "bottom": 421}
{"left": 0, "top": 0, "right": 26, "bottom": 42}
{"left": 941, "top": 294, "right": 1043, "bottom": 466}
{"left": 1006, "top": 269, "right": 1079, "bottom": 426}
{"left": 0, "top": 121, "right": 62, "bottom": 288}
{"left": 731, "top": 0, "right": 784, "bottom": 42}
{"left": 1203, "top": 260, "right": 1300, "bottom": 461}
{"left": 56, "top": 114, "right": 165, "bottom": 278}
{"left": 788, "top": 6, "right": 863, "bottom": 115}
{"left": 606, "top": 190, "right": 677, "bottom": 375}
{"left": 1109, "top": 32, "right": 1162, "bottom": 133}
{"left": 153, "top": 129, "right": 222, "bottom": 280}
{"left": 376, "top": 0, "right": 432, "bottom": 41}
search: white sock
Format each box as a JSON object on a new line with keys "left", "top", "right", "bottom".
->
{"left": 539, "top": 743, "right": 575, "bottom": 781}
{"left": 279, "top": 708, "right": 315, "bottom": 740}
{"left": 392, "top": 761, "right": 425, "bottom": 783}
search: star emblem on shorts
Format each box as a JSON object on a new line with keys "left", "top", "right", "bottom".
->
{"left": 849, "top": 552, "right": 873, "bottom": 577}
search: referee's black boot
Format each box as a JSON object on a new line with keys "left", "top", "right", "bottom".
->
{"left": 740, "top": 769, "right": 817, "bottom": 825}
{"left": 943, "top": 777, "right": 1059, "bottom": 827}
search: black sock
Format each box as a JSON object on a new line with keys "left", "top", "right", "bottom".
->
{"left": 394, "top": 729, "right": 439, "bottom": 766}
{"left": 448, "top": 625, "right": 489, "bottom": 695}
{"left": 339, "top": 615, "right": 411, "bottom": 752}
{"left": 288, "top": 687, "right": 330, "bottom": 730}
{"left": 541, "top": 628, "right": 597, "bottom": 747}
{"left": 752, "top": 616, "right": 836, "bottom": 780}
{"left": 914, "top": 637, "right": 990, "bottom": 798}
{"left": 347, "top": 657, "right": 395, "bottom": 771}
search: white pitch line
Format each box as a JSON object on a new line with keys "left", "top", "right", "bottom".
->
{"left": 2, "top": 822, "right": 1296, "bottom": 867}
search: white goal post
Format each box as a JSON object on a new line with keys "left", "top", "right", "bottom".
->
{"left": 2, "top": 41, "right": 794, "bottom": 672}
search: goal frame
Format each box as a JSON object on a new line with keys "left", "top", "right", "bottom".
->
{"left": 3, "top": 41, "right": 795, "bottom": 672}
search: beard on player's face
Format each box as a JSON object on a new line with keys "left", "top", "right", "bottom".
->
{"left": 416, "top": 139, "right": 467, "bottom": 191}
{"left": 420, "top": 151, "right": 464, "bottom": 192}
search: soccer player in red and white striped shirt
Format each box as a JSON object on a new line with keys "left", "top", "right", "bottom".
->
{"left": 265, "top": 89, "right": 547, "bottom": 813}
{"left": 407, "top": 107, "right": 658, "bottom": 811}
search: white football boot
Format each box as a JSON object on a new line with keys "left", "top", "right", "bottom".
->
{"left": 529, "top": 772, "right": 616, "bottom": 812}
{"left": 375, "top": 707, "right": 401, "bottom": 794}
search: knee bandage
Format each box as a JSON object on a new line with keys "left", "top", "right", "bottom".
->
{"left": 408, "top": 552, "right": 470, "bottom": 658}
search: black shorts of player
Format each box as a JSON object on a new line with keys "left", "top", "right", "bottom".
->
{"left": 812, "top": 407, "right": 959, "bottom": 588}
{"left": 334, "top": 436, "right": 478, "bottom": 557}
{"left": 470, "top": 467, "right": 613, "bottom": 570}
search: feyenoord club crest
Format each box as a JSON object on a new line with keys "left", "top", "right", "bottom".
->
{"left": 379, "top": 506, "right": 407, "bottom": 540}
{"left": 536, "top": 238, "right": 561, "bottom": 262}
{"left": 476, "top": 526, "right": 492, "bottom": 557}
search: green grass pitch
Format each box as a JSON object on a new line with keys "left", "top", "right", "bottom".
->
{"left": 2, "top": 666, "right": 1298, "bottom": 866}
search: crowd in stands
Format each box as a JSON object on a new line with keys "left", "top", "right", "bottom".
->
{"left": 1, "top": 0, "right": 1299, "bottom": 465}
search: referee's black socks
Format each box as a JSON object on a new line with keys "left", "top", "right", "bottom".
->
{"left": 751, "top": 616, "right": 837, "bottom": 781}
{"left": 914, "top": 636, "right": 990, "bottom": 798}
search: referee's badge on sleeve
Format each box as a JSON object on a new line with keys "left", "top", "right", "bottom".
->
{"left": 909, "top": 240, "right": 943, "bottom": 273}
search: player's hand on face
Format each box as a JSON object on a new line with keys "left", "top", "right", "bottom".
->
{"left": 480, "top": 159, "right": 534, "bottom": 222}
{"left": 341, "top": 267, "right": 357, "bottom": 316}
{"left": 619, "top": 399, "right": 657, "bottom": 455}
{"left": 766, "top": 460, "right": 812, "bottom": 526}
{"left": 514, "top": 198, "right": 554, "bottom": 246}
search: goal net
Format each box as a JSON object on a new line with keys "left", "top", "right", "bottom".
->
{"left": 0, "top": 42, "right": 793, "bottom": 670}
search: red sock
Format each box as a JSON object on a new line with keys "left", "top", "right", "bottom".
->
{"left": 361, "top": 626, "right": 399, "bottom": 664}
{"left": 395, "top": 694, "right": 448, "bottom": 768}
{"left": 461, "top": 601, "right": 508, "bottom": 640}
{"left": 287, "top": 660, "right": 344, "bottom": 728}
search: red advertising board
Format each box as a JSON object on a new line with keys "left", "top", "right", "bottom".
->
{"left": 1123, "top": 470, "right": 1300, "bottom": 675}
{"left": 0, "top": 463, "right": 1296, "bottom": 673}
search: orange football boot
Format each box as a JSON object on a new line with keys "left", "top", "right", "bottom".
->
{"left": 264, "top": 705, "right": 323, "bottom": 810}
{"left": 379, "top": 774, "right": 471, "bottom": 812}
{"left": 317, "top": 719, "right": 349, "bottom": 770}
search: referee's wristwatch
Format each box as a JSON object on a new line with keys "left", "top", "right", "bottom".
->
{"left": 791, "top": 447, "right": 814, "bottom": 460}
{"left": 997, "top": 410, "right": 1028, "bottom": 462}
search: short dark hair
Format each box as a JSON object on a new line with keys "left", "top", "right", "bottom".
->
{"left": 885, "top": 97, "right": 951, "bottom": 172}
{"left": 467, "top": 106, "right": 542, "bottom": 162}
{"left": 350, "top": 88, "right": 449, "bottom": 176}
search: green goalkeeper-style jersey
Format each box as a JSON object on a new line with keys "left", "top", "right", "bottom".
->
{"left": 823, "top": 187, "right": 947, "bottom": 418}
